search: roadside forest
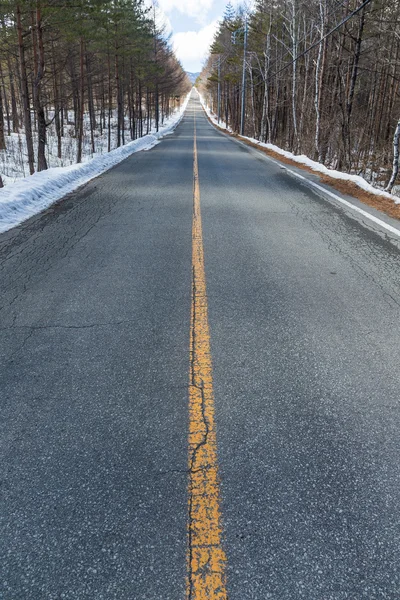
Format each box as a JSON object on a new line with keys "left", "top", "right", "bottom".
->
{"left": 199, "top": 0, "right": 400, "bottom": 192}
{"left": 0, "top": 0, "right": 190, "bottom": 186}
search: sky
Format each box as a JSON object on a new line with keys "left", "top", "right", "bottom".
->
{"left": 149, "top": 0, "right": 246, "bottom": 73}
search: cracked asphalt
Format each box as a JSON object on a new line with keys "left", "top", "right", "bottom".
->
{"left": 2, "top": 94, "right": 400, "bottom": 599}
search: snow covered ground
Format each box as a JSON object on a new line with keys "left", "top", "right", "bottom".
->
{"left": 199, "top": 92, "right": 400, "bottom": 205}
{"left": 0, "top": 93, "right": 190, "bottom": 234}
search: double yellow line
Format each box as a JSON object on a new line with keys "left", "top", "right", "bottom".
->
{"left": 187, "top": 104, "right": 228, "bottom": 599}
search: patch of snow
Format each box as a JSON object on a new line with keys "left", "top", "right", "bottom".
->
{"left": 197, "top": 90, "right": 233, "bottom": 133}
{"left": 245, "top": 139, "right": 400, "bottom": 205}
{"left": 0, "top": 93, "right": 190, "bottom": 233}
{"left": 199, "top": 94, "right": 400, "bottom": 206}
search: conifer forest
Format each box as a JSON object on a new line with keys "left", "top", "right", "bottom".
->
{"left": 0, "top": 1, "right": 190, "bottom": 187}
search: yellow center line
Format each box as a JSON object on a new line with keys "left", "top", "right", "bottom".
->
{"left": 187, "top": 103, "right": 228, "bottom": 599}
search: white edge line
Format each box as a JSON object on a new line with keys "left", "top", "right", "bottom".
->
{"left": 202, "top": 105, "right": 400, "bottom": 240}
{"left": 274, "top": 164, "right": 400, "bottom": 239}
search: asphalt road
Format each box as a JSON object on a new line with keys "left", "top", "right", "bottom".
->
{"left": 1, "top": 93, "right": 400, "bottom": 599}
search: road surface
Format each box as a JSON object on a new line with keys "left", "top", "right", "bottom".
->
{"left": 1, "top": 93, "right": 400, "bottom": 599}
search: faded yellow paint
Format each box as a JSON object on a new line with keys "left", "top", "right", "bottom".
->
{"left": 187, "top": 105, "right": 228, "bottom": 600}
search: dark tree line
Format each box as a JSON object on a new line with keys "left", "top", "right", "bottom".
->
{"left": 199, "top": 0, "right": 400, "bottom": 191}
{"left": 0, "top": 0, "right": 190, "bottom": 186}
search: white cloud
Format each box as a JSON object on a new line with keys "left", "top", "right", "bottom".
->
{"left": 172, "top": 19, "right": 219, "bottom": 71}
{"left": 157, "top": 0, "right": 214, "bottom": 23}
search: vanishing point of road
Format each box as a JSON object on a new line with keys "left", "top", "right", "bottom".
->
{"left": 1, "top": 93, "right": 400, "bottom": 599}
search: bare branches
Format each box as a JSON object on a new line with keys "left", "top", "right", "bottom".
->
{"left": 199, "top": 0, "right": 400, "bottom": 191}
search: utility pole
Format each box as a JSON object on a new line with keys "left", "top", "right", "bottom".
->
{"left": 240, "top": 15, "right": 248, "bottom": 136}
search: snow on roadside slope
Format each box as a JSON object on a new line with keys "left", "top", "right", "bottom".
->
{"left": 198, "top": 92, "right": 400, "bottom": 205}
{"left": 0, "top": 93, "right": 190, "bottom": 234}
{"left": 201, "top": 99, "right": 233, "bottom": 133}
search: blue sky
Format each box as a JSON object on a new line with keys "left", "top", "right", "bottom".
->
{"left": 151, "top": 0, "right": 247, "bottom": 73}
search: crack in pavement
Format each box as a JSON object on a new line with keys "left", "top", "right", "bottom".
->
{"left": 187, "top": 104, "right": 227, "bottom": 600}
{"left": 0, "top": 319, "right": 136, "bottom": 332}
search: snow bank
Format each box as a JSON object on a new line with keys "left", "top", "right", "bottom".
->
{"left": 198, "top": 93, "right": 400, "bottom": 206}
{"left": 198, "top": 91, "right": 233, "bottom": 133}
{"left": 0, "top": 92, "right": 190, "bottom": 233}
{"left": 244, "top": 139, "right": 400, "bottom": 205}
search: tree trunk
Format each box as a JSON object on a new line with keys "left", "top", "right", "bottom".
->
{"left": 386, "top": 119, "right": 400, "bottom": 193}
{"left": 129, "top": 60, "right": 135, "bottom": 140}
{"left": 290, "top": 0, "right": 299, "bottom": 151}
{"left": 52, "top": 42, "right": 62, "bottom": 159}
{"left": 0, "top": 63, "right": 10, "bottom": 138}
{"left": 249, "top": 67, "right": 256, "bottom": 138}
{"left": 314, "top": 0, "right": 326, "bottom": 161}
{"left": 77, "top": 37, "right": 85, "bottom": 163}
{"left": 155, "top": 84, "right": 159, "bottom": 132}
{"left": 146, "top": 89, "right": 150, "bottom": 135}
{"left": 260, "top": 32, "right": 271, "bottom": 143}
{"left": 86, "top": 52, "right": 95, "bottom": 154}
{"left": 107, "top": 49, "right": 112, "bottom": 153}
{"left": 115, "top": 34, "right": 122, "bottom": 148}
{"left": 16, "top": 4, "right": 35, "bottom": 174}
{"left": 121, "top": 53, "right": 125, "bottom": 146}
{"left": 33, "top": 3, "right": 48, "bottom": 172}
{"left": 345, "top": 6, "right": 366, "bottom": 168}
{"left": 0, "top": 82, "right": 6, "bottom": 150}
{"left": 8, "top": 62, "right": 19, "bottom": 133}
{"left": 100, "top": 76, "right": 105, "bottom": 135}
{"left": 138, "top": 79, "right": 143, "bottom": 138}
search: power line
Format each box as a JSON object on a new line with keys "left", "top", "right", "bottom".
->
{"left": 243, "top": 0, "right": 371, "bottom": 91}
{"left": 266, "top": 0, "right": 372, "bottom": 85}
{"left": 207, "top": 0, "right": 372, "bottom": 99}
{"left": 249, "top": 0, "right": 351, "bottom": 80}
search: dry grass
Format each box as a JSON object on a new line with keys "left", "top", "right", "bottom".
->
{"left": 205, "top": 112, "right": 400, "bottom": 222}
{"left": 318, "top": 176, "right": 400, "bottom": 220}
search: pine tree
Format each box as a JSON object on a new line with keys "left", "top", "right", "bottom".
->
{"left": 0, "top": 0, "right": 190, "bottom": 184}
